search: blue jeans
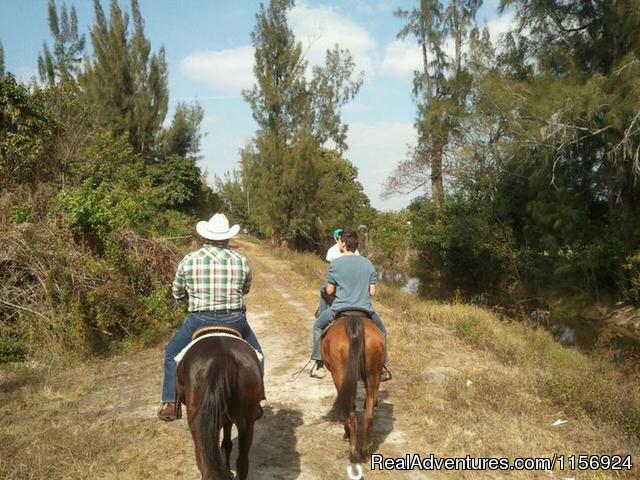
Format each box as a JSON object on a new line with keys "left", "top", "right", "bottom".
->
{"left": 161, "top": 311, "right": 263, "bottom": 403}
{"left": 317, "top": 279, "right": 330, "bottom": 317}
{"left": 311, "top": 308, "right": 387, "bottom": 362}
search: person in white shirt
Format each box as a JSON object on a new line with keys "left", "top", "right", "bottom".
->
{"left": 316, "top": 228, "right": 359, "bottom": 318}
{"left": 325, "top": 228, "right": 359, "bottom": 261}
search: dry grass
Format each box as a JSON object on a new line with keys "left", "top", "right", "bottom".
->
{"left": 1, "top": 238, "right": 638, "bottom": 479}
{"left": 274, "top": 245, "right": 640, "bottom": 478}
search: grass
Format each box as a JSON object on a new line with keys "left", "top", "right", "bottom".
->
{"left": 274, "top": 245, "right": 640, "bottom": 448}
{"left": 1, "top": 238, "right": 638, "bottom": 479}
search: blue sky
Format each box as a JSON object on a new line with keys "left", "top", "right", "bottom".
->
{"left": 0, "top": 0, "right": 513, "bottom": 210}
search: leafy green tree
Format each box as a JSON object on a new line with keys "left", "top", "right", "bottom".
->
{"left": 0, "top": 41, "right": 5, "bottom": 78}
{"left": 129, "top": 0, "right": 168, "bottom": 156}
{"left": 161, "top": 102, "right": 204, "bottom": 159}
{"left": 0, "top": 75, "right": 53, "bottom": 188}
{"left": 242, "top": 0, "right": 363, "bottom": 245}
{"left": 82, "top": 0, "right": 168, "bottom": 157}
{"left": 38, "top": 0, "right": 86, "bottom": 86}
{"left": 215, "top": 168, "right": 251, "bottom": 227}
{"left": 386, "top": 0, "right": 481, "bottom": 211}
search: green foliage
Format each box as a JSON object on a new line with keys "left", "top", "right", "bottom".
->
{"left": 387, "top": 0, "right": 482, "bottom": 209}
{"left": 0, "top": 74, "right": 53, "bottom": 188}
{"left": 161, "top": 102, "right": 204, "bottom": 159}
{"left": 381, "top": 0, "right": 640, "bottom": 306}
{"left": 241, "top": 0, "right": 364, "bottom": 245}
{"left": 215, "top": 169, "right": 251, "bottom": 228}
{"left": 38, "top": 0, "right": 86, "bottom": 86}
{"left": 0, "top": 0, "right": 215, "bottom": 364}
{"left": 230, "top": 144, "right": 370, "bottom": 248}
{"left": 368, "top": 210, "right": 412, "bottom": 267}
{"left": 57, "top": 183, "right": 115, "bottom": 235}
{"left": 0, "top": 41, "right": 4, "bottom": 78}
{"left": 150, "top": 155, "right": 201, "bottom": 208}
{"left": 0, "top": 336, "right": 27, "bottom": 364}
{"left": 10, "top": 202, "right": 32, "bottom": 224}
{"left": 409, "top": 195, "right": 522, "bottom": 294}
{"left": 82, "top": 0, "right": 168, "bottom": 157}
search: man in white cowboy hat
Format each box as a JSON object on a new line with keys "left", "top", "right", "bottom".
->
{"left": 158, "top": 213, "right": 264, "bottom": 421}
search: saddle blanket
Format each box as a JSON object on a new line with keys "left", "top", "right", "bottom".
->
{"left": 175, "top": 333, "right": 263, "bottom": 365}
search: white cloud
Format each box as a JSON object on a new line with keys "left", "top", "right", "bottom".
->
{"left": 289, "top": 2, "right": 377, "bottom": 76}
{"left": 380, "top": 12, "right": 517, "bottom": 80}
{"left": 179, "top": 3, "right": 376, "bottom": 94}
{"left": 379, "top": 39, "right": 421, "bottom": 80}
{"left": 179, "top": 47, "right": 254, "bottom": 94}
{"left": 483, "top": 11, "right": 516, "bottom": 47}
{"left": 346, "top": 122, "right": 420, "bottom": 210}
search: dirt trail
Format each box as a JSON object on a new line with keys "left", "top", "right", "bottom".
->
{"left": 230, "top": 239, "right": 431, "bottom": 480}
{"left": 0, "top": 238, "right": 431, "bottom": 480}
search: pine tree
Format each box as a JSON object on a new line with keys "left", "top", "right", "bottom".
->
{"left": 161, "top": 102, "right": 204, "bottom": 159}
{"left": 129, "top": 0, "right": 168, "bottom": 156}
{"left": 0, "top": 41, "right": 4, "bottom": 77}
{"left": 242, "top": 0, "right": 363, "bottom": 245}
{"left": 38, "top": 0, "right": 86, "bottom": 86}
{"left": 81, "top": 0, "right": 167, "bottom": 157}
{"left": 386, "top": 0, "right": 481, "bottom": 211}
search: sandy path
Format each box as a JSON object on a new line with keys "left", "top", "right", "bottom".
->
{"left": 229, "top": 240, "right": 431, "bottom": 480}
{"left": 0, "top": 239, "right": 433, "bottom": 480}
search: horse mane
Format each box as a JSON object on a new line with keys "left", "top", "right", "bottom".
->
{"left": 330, "top": 315, "right": 365, "bottom": 420}
{"left": 197, "top": 355, "right": 234, "bottom": 480}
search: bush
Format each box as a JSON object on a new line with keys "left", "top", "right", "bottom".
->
{"left": 0, "top": 336, "right": 27, "bottom": 363}
{"left": 623, "top": 250, "right": 640, "bottom": 305}
{"left": 409, "top": 195, "right": 521, "bottom": 295}
{"left": 9, "top": 202, "right": 32, "bottom": 223}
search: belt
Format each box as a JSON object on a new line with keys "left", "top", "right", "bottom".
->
{"left": 195, "top": 308, "right": 245, "bottom": 315}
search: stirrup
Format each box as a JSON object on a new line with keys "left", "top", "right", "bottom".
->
{"left": 157, "top": 402, "right": 182, "bottom": 421}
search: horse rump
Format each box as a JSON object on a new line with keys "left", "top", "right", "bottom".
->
{"left": 330, "top": 314, "right": 365, "bottom": 420}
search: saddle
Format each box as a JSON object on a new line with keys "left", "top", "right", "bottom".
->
{"left": 192, "top": 325, "right": 241, "bottom": 340}
{"left": 176, "top": 326, "right": 262, "bottom": 365}
{"left": 334, "top": 308, "right": 371, "bottom": 321}
{"left": 321, "top": 308, "right": 372, "bottom": 338}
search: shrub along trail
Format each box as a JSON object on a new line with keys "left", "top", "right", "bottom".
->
{"left": 1, "top": 238, "right": 638, "bottom": 479}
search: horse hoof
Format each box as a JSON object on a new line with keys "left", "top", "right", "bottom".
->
{"left": 346, "top": 463, "right": 363, "bottom": 480}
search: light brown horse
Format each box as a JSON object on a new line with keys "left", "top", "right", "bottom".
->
{"left": 321, "top": 311, "right": 385, "bottom": 463}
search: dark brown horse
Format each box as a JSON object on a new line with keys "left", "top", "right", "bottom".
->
{"left": 176, "top": 334, "right": 264, "bottom": 480}
{"left": 321, "top": 311, "right": 385, "bottom": 463}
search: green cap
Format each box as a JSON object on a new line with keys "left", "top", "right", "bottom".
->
{"left": 333, "top": 228, "right": 343, "bottom": 239}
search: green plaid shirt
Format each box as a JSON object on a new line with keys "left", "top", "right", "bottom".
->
{"left": 172, "top": 245, "right": 251, "bottom": 312}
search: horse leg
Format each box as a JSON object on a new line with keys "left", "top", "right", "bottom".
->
{"left": 362, "top": 372, "right": 381, "bottom": 458}
{"left": 329, "top": 363, "right": 349, "bottom": 441}
{"left": 347, "top": 408, "right": 359, "bottom": 463}
{"left": 222, "top": 419, "right": 233, "bottom": 473}
{"left": 234, "top": 419, "right": 255, "bottom": 480}
{"left": 186, "top": 405, "right": 206, "bottom": 479}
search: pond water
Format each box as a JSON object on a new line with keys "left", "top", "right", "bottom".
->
{"left": 377, "top": 270, "right": 421, "bottom": 295}
{"left": 377, "top": 269, "right": 640, "bottom": 362}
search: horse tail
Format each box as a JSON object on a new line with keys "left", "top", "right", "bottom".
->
{"left": 198, "top": 355, "right": 234, "bottom": 480}
{"left": 331, "top": 315, "right": 365, "bottom": 420}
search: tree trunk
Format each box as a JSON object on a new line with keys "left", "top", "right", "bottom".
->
{"left": 431, "top": 141, "right": 445, "bottom": 211}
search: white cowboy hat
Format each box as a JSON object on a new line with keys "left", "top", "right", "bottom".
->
{"left": 196, "top": 213, "right": 240, "bottom": 241}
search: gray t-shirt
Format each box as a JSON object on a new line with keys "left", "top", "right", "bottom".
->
{"left": 326, "top": 255, "right": 377, "bottom": 314}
